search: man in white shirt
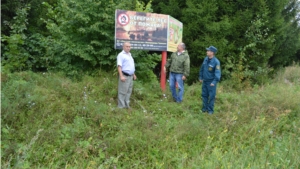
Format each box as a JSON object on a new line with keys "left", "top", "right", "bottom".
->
{"left": 117, "top": 42, "right": 137, "bottom": 108}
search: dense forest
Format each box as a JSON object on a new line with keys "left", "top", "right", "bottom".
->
{"left": 1, "top": 0, "right": 300, "bottom": 83}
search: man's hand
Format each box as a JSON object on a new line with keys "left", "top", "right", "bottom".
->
{"left": 199, "top": 80, "right": 203, "bottom": 83}
{"left": 163, "top": 67, "right": 167, "bottom": 73}
{"left": 182, "top": 75, "right": 186, "bottom": 80}
{"left": 133, "top": 74, "right": 137, "bottom": 80}
{"left": 120, "top": 75, "right": 126, "bottom": 82}
{"left": 210, "top": 83, "right": 215, "bottom": 86}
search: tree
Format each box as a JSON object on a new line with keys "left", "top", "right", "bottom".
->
{"left": 42, "top": 0, "right": 159, "bottom": 79}
{"left": 1, "top": 0, "right": 58, "bottom": 72}
{"left": 1, "top": 4, "right": 31, "bottom": 72}
{"left": 268, "top": 0, "right": 300, "bottom": 68}
{"left": 152, "top": 0, "right": 300, "bottom": 85}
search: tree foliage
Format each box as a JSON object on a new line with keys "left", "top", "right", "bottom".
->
{"left": 1, "top": 0, "right": 160, "bottom": 81}
{"left": 38, "top": 0, "right": 158, "bottom": 79}
{"left": 1, "top": 0, "right": 300, "bottom": 84}
{"left": 152, "top": 0, "right": 300, "bottom": 84}
{"left": 1, "top": 4, "right": 31, "bottom": 72}
{"left": 42, "top": 0, "right": 118, "bottom": 73}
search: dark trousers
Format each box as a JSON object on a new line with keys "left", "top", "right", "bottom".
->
{"left": 201, "top": 81, "right": 217, "bottom": 113}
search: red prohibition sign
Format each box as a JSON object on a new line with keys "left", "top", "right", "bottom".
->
{"left": 118, "top": 13, "right": 130, "bottom": 26}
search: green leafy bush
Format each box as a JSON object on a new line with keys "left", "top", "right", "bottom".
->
{"left": 1, "top": 5, "right": 31, "bottom": 72}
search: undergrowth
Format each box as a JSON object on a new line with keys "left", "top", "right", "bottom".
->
{"left": 1, "top": 65, "right": 300, "bottom": 168}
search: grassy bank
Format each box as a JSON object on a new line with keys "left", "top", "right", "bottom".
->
{"left": 1, "top": 66, "right": 300, "bottom": 168}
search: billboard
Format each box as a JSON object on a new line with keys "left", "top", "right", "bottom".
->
{"left": 168, "top": 16, "right": 183, "bottom": 52}
{"left": 114, "top": 9, "right": 182, "bottom": 52}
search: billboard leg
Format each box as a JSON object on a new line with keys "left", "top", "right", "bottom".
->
{"left": 160, "top": 51, "right": 167, "bottom": 92}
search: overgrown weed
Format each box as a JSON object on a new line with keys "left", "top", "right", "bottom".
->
{"left": 1, "top": 66, "right": 300, "bottom": 168}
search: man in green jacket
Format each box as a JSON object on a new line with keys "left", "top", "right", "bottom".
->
{"left": 164, "top": 43, "right": 190, "bottom": 103}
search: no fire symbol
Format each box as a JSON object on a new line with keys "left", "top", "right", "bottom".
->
{"left": 118, "top": 13, "right": 130, "bottom": 26}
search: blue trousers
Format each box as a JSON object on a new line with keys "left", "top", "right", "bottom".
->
{"left": 169, "top": 72, "right": 184, "bottom": 102}
{"left": 201, "top": 81, "right": 217, "bottom": 113}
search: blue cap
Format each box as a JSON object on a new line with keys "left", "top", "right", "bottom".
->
{"left": 206, "top": 46, "right": 217, "bottom": 53}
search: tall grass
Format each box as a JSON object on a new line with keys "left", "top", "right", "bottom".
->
{"left": 1, "top": 65, "right": 300, "bottom": 168}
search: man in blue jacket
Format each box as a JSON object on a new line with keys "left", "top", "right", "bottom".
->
{"left": 199, "top": 46, "right": 221, "bottom": 114}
